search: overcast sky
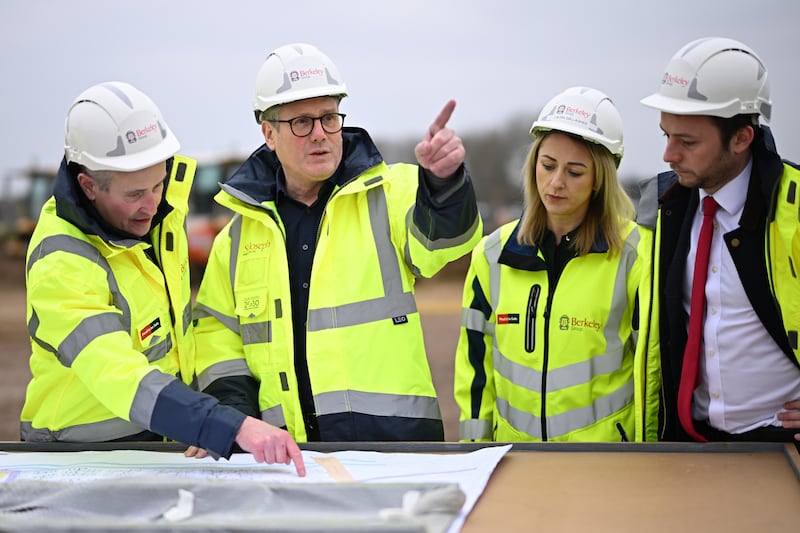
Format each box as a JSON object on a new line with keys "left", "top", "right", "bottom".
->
{"left": 2, "top": 0, "right": 799, "bottom": 185}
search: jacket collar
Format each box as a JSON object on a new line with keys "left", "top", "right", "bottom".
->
{"left": 498, "top": 220, "right": 610, "bottom": 271}
{"left": 222, "top": 127, "right": 384, "bottom": 203}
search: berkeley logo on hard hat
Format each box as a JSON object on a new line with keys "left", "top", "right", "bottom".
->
{"left": 125, "top": 123, "right": 159, "bottom": 145}
{"left": 289, "top": 68, "right": 325, "bottom": 85}
{"left": 662, "top": 72, "right": 689, "bottom": 87}
{"left": 555, "top": 105, "right": 591, "bottom": 120}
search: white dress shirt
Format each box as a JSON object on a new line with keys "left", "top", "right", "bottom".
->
{"left": 682, "top": 159, "right": 800, "bottom": 433}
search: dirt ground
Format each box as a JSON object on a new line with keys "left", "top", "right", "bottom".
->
{"left": 0, "top": 255, "right": 466, "bottom": 442}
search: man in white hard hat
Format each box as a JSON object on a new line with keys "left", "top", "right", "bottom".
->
{"left": 20, "top": 81, "right": 305, "bottom": 474}
{"left": 637, "top": 37, "right": 800, "bottom": 445}
{"left": 192, "top": 43, "right": 482, "bottom": 443}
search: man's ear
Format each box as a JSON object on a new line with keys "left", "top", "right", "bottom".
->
{"left": 731, "top": 125, "right": 755, "bottom": 155}
{"left": 262, "top": 121, "right": 277, "bottom": 150}
{"left": 76, "top": 172, "right": 97, "bottom": 201}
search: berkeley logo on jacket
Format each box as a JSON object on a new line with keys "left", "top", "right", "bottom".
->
{"left": 454, "top": 219, "right": 660, "bottom": 442}
{"left": 193, "top": 127, "right": 482, "bottom": 442}
{"left": 20, "top": 156, "right": 247, "bottom": 457}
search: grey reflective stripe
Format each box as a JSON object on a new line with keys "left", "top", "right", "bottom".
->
{"left": 409, "top": 206, "right": 481, "bottom": 251}
{"left": 195, "top": 216, "right": 271, "bottom": 344}
{"left": 59, "top": 312, "right": 126, "bottom": 367}
{"left": 403, "top": 237, "right": 422, "bottom": 278}
{"left": 129, "top": 371, "right": 177, "bottom": 427}
{"left": 27, "top": 309, "right": 58, "bottom": 356}
{"left": 496, "top": 379, "right": 634, "bottom": 439}
{"left": 308, "top": 293, "right": 417, "bottom": 330}
{"left": 182, "top": 301, "right": 192, "bottom": 334}
{"left": 197, "top": 359, "right": 252, "bottom": 391}
{"left": 28, "top": 235, "right": 131, "bottom": 331}
{"left": 21, "top": 418, "right": 146, "bottom": 443}
{"left": 261, "top": 405, "right": 287, "bottom": 428}
{"left": 431, "top": 170, "right": 466, "bottom": 204}
{"left": 194, "top": 303, "right": 241, "bottom": 335}
{"left": 459, "top": 418, "right": 492, "bottom": 441}
{"left": 462, "top": 307, "right": 494, "bottom": 336}
{"left": 599, "top": 227, "right": 641, "bottom": 372}
{"left": 315, "top": 390, "right": 441, "bottom": 420}
{"left": 228, "top": 215, "right": 242, "bottom": 300}
{"left": 308, "top": 187, "right": 417, "bottom": 332}
{"left": 241, "top": 321, "right": 271, "bottom": 345}
{"left": 27, "top": 234, "right": 132, "bottom": 366}
{"left": 142, "top": 334, "right": 172, "bottom": 363}
{"left": 494, "top": 347, "right": 626, "bottom": 393}
{"left": 482, "top": 231, "right": 504, "bottom": 310}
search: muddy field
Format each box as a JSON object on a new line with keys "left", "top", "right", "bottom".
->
{"left": 0, "top": 255, "right": 466, "bottom": 442}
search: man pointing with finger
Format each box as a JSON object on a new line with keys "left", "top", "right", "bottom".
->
{"left": 193, "top": 43, "right": 482, "bottom": 442}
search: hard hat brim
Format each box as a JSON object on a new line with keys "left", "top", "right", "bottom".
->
{"left": 79, "top": 134, "right": 180, "bottom": 172}
{"left": 253, "top": 86, "right": 347, "bottom": 117}
{"left": 640, "top": 92, "right": 739, "bottom": 118}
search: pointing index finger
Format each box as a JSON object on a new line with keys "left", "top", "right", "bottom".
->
{"left": 427, "top": 100, "right": 456, "bottom": 139}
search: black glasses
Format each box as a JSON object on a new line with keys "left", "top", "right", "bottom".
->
{"left": 271, "top": 113, "right": 346, "bottom": 137}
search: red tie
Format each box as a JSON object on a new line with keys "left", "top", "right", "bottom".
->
{"left": 678, "top": 195, "right": 718, "bottom": 442}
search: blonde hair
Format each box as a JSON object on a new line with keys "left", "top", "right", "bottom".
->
{"left": 517, "top": 132, "right": 634, "bottom": 256}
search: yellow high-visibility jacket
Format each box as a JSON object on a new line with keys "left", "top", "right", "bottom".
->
{"left": 455, "top": 219, "right": 660, "bottom": 442}
{"left": 21, "top": 156, "right": 246, "bottom": 457}
{"left": 194, "top": 128, "right": 483, "bottom": 442}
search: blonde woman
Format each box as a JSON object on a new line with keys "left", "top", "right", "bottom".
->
{"left": 454, "top": 87, "right": 659, "bottom": 442}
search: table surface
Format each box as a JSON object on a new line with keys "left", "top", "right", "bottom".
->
{"left": 2, "top": 441, "right": 799, "bottom": 532}
{"left": 463, "top": 443, "right": 800, "bottom": 532}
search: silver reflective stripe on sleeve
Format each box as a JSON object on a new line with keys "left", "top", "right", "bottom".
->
{"left": 21, "top": 418, "right": 147, "bottom": 442}
{"left": 27, "top": 234, "right": 132, "bottom": 367}
{"left": 462, "top": 307, "right": 494, "bottom": 336}
{"left": 409, "top": 203, "right": 481, "bottom": 251}
{"left": 129, "top": 370, "right": 177, "bottom": 428}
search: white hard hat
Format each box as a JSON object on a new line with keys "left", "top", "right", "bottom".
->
{"left": 64, "top": 82, "right": 180, "bottom": 172}
{"left": 531, "top": 86, "right": 624, "bottom": 165}
{"left": 640, "top": 37, "right": 771, "bottom": 121}
{"left": 252, "top": 43, "right": 347, "bottom": 123}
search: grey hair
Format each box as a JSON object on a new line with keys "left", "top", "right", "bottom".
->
{"left": 78, "top": 165, "right": 116, "bottom": 191}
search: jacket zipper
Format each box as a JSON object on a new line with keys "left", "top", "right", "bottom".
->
{"left": 541, "top": 286, "right": 554, "bottom": 441}
{"left": 525, "top": 285, "right": 540, "bottom": 353}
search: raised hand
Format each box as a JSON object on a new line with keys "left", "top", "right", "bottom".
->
{"left": 414, "top": 100, "right": 465, "bottom": 179}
